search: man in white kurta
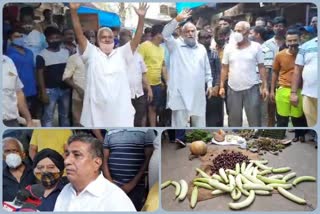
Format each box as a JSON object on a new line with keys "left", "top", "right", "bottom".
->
{"left": 162, "top": 10, "right": 214, "bottom": 127}
{"left": 80, "top": 40, "right": 135, "bottom": 127}
{"left": 69, "top": 2, "right": 148, "bottom": 127}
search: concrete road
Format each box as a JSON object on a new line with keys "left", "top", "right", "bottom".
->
{"left": 161, "top": 131, "right": 317, "bottom": 211}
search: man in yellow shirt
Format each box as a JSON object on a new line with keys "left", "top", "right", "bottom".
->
{"left": 139, "top": 25, "right": 166, "bottom": 127}
{"left": 29, "top": 129, "right": 73, "bottom": 160}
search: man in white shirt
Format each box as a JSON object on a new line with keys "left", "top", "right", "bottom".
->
{"left": 2, "top": 55, "right": 33, "bottom": 127}
{"left": 69, "top": 3, "right": 148, "bottom": 127}
{"left": 219, "top": 21, "right": 268, "bottom": 127}
{"left": 54, "top": 134, "right": 136, "bottom": 211}
{"left": 119, "top": 29, "right": 153, "bottom": 127}
{"left": 162, "top": 9, "right": 214, "bottom": 127}
{"left": 291, "top": 37, "right": 318, "bottom": 127}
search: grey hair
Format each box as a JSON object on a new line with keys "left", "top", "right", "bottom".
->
{"left": 3, "top": 137, "right": 24, "bottom": 152}
{"left": 236, "top": 21, "right": 251, "bottom": 32}
{"left": 182, "top": 22, "right": 197, "bottom": 33}
{"left": 97, "top": 27, "right": 113, "bottom": 39}
{"left": 181, "top": 22, "right": 198, "bottom": 39}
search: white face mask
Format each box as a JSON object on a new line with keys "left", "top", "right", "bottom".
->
{"left": 6, "top": 153, "right": 22, "bottom": 169}
{"left": 234, "top": 32, "right": 244, "bottom": 43}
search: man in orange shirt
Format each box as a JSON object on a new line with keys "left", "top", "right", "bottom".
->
{"left": 270, "top": 28, "right": 307, "bottom": 140}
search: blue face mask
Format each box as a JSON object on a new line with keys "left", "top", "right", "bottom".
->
{"left": 12, "top": 37, "right": 25, "bottom": 47}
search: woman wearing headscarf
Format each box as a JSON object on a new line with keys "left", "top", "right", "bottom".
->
{"left": 33, "top": 148, "right": 67, "bottom": 211}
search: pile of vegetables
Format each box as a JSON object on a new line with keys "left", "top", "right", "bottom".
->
{"left": 211, "top": 150, "right": 249, "bottom": 174}
{"left": 247, "top": 137, "right": 286, "bottom": 154}
{"left": 162, "top": 159, "right": 316, "bottom": 210}
{"left": 186, "top": 130, "right": 212, "bottom": 143}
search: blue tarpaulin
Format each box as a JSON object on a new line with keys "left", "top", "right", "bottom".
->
{"left": 77, "top": 6, "right": 121, "bottom": 27}
{"left": 176, "top": 2, "right": 206, "bottom": 13}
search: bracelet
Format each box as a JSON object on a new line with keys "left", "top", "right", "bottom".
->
{"left": 291, "top": 91, "right": 297, "bottom": 94}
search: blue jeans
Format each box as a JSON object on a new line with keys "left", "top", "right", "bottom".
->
{"left": 41, "top": 88, "right": 71, "bottom": 127}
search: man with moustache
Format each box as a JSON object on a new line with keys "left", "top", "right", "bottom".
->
{"left": 270, "top": 29, "right": 307, "bottom": 137}
{"left": 69, "top": 3, "right": 148, "bottom": 127}
{"left": 162, "top": 9, "right": 214, "bottom": 127}
{"left": 219, "top": 21, "right": 268, "bottom": 127}
{"left": 54, "top": 134, "right": 135, "bottom": 211}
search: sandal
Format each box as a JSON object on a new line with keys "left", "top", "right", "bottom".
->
{"left": 299, "top": 136, "right": 305, "bottom": 143}
{"left": 292, "top": 137, "right": 299, "bottom": 142}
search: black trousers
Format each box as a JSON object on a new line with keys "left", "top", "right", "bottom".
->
{"left": 206, "top": 96, "right": 224, "bottom": 127}
{"left": 276, "top": 114, "right": 308, "bottom": 137}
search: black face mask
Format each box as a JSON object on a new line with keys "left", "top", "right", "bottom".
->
{"left": 215, "top": 39, "right": 225, "bottom": 47}
{"left": 48, "top": 41, "right": 61, "bottom": 49}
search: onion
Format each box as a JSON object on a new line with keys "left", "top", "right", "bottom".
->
{"left": 190, "top": 141, "right": 207, "bottom": 156}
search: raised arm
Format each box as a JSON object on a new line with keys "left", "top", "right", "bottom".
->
{"left": 130, "top": 3, "right": 149, "bottom": 53}
{"left": 69, "top": 3, "right": 87, "bottom": 54}
{"left": 163, "top": 9, "right": 192, "bottom": 39}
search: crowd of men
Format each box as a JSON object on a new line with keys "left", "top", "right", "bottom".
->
{"left": 3, "top": 129, "right": 159, "bottom": 211}
{"left": 2, "top": 3, "right": 318, "bottom": 127}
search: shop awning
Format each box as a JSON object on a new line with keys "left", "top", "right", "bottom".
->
{"left": 176, "top": 2, "right": 206, "bottom": 13}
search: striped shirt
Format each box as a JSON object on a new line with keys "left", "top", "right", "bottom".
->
{"left": 295, "top": 37, "right": 318, "bottom": 98}
{"left": 104, "top": 130, "right": 155, "bottom": 186}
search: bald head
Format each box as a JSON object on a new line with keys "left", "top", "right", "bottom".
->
{"left": 235, "top": 21, "right": 251, "bottom": 33}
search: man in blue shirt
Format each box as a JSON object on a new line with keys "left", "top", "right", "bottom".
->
{"left": 7, "top": 28, "right": 38, "bottom": 118}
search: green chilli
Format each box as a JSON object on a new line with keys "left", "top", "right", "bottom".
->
{"left": 268, "top": 175, "right": 284, "bottom": 180}
{"left": 193, "top": 177, "right": 211, "bottom": 183}
{"left": 178, "top": 179, "right": 188, "bottom": 201}
{"left": 250, "top": 159, "right": 268, "bottom": 164}
{"left": 209, "top": 179, "right": 233, "bottom": 192}
{"left": 219, "top": 168, "right": 229, "bottom": 183}
{"left": 243, "top": 183, "right": 273, "bottom": 191}
{"left": 190, "top": 186, "right": 198, "bottom": 208}
{"left": 252, "top": 167, "right": 259, "bottom": 177}
{"left": 231, "top": 188, "right": 242, "bottom": 200}
{"left": 241, "top": 162, "right": 247, "bottom": 174}
{"left": 282, "top": 172, "right": 296, "bottom": 182}
{"left": 277, "top": 187, "right": 306, "bottom": 204}
{"left": 258, "top": 169, "right": 272, "bottom": 176}
{"left": 292, "top": 176, "right": 316, "bottom": 186}
{"left": 171, "top": 181, "right": 181, "bottom": 197}
{"left": 256, "top": 175, "right": 286, "bottom": 184}
{"left": 212, "top": 174, "right": 225, "bottom": 183}
{"left": 193, "top": 181, "right": 214, "bottom": 190}
{"left": 226, "top": 169, "right": 238, "bottom": 176}
{"left": 196, "top": 168, "right": 211, "bottom": 179}
{"left": 254, "top": 190, "right": 271, "bottom": 195}
{"left": 267, "top": 183, "right": 292, "bottom": 189}
{"left": 253, "top": 161, "right": 272, "bottom": 170}
{"left": 242, "top": 173, "right": 265, "bottom": 185}
{"left": 272, "top": 167, "right": 291, "bottom": 173}
{"left": 235, "top": 163, "right": 240, "bottom": 174}
{"left": 161, "top": 180, "right": 172, "bottom": 189}
{"left": 229, "top": 190, "right": 255, "bottom": 210}
{"left": 211, "top": 189, "right": 225, "bottom": 195}
{"left": 229, "top": 174, "right": 236, "bottom": 189}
